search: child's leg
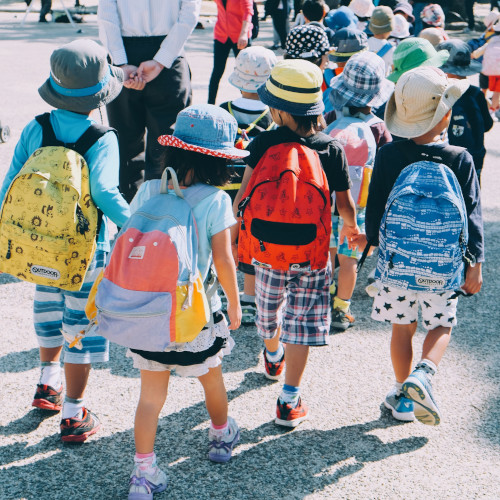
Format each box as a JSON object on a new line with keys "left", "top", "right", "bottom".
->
{"left": 421, "top": 326, "right": 452, "bottom": 367}
{"left": 283, "top": 344, "right": 309, "bottom": 387}
{"left": 391, "top": 323, "right": 418, "bottom": 383}
{"left": 241, "top": 272, "right": 257, "bottom": 325}
{"left": 135, "top": 369, "right": 170, "bottom": 453}
{"left": 243, "top": 273, "right": 255, "bottom": 298}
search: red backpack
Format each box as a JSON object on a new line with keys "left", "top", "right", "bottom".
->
{"left": 237, "top": 142, "right": 331, "bottom": 271}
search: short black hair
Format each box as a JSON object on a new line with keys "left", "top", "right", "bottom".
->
{"left": 163, "top": 147, "right": 233, "bottom": 187}
{"left": 283, "top": 52, "right": 323, "bottom": 68}
{"left": 302, "top": 0, "right": 325, "bottom": 22}
{"left": 290, "top": 114, "right": 326, "bottom": 133}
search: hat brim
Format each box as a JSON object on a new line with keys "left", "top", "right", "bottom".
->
{"left": 329, "top": 73, "right": 395, "bottom": 109}
{"left": 228, "top": 71, "right": 268, "bottom": 93}
{"left": 387, "top": 49, "right": 449, "bottom": 82}
{"left": 257, "top": 82, "right": 325, "bottom": 116}
{"left": 384, "top": 78, "right": 470, "bottom": 138}
{"left": 38, "top": 65, "right": 124, "bottom": 113}
{"left": 329, "top": 47, "right": 368, "bottom": 62}
{"left": 440, "top": 59, "right": 483, "bottom": 77}
{"left": 157, "top": 135, "right": 250, "bottom": 160}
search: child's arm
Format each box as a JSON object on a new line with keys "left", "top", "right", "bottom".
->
{"left": 212, "top": 227, "right": 242, "bottom": 330}
{"left": 462, "top": 263, "right": 483, "bottom": 295}
{"left": 335, "top": 190, "right": 360, "bottom": 249}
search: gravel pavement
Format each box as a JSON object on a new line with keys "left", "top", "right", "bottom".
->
{"left": 0, "top": 4, "right": 499, "bottom": 500}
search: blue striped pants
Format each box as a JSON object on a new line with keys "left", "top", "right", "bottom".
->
{"left": 33, "top": 250, "right": 109, "bottom": 364}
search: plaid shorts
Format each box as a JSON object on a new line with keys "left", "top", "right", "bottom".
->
{"left": 330, "top": 208, "right": 366, "bottom": 259}
{"left": 254, "top": 264, "right": 332, "bottom": 346}
{"left": 371, "top": 282, "right": 459, "bottom": 330}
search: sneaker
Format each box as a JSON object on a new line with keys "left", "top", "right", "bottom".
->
{"left": 128, "top": 467, "right": 168, "bottom": 500}
{"left": 208, "top": 416, "right": 240, "bottom": 463}
{"left": 402, "top": 369, "right": 441, "bottom": 426}
{"left": 263, "top": 348, "right": 285, "bottom": 380}
{"left": 275, "top": 397, "right": 308, "bottom": 427}
{"left": 384, "top": 388, "right": 415, "bottom": 422}
{"left": 331, "top": 307, "right": 355, "bottom": 331}
{"left": 32, "top": 384, "right": 63, "bottom": 411}
{"left": 241, "top": 300, "right": 257, "bottom": 325}
{"left": 60, "top": 407, "right": 101, "bottom": 442}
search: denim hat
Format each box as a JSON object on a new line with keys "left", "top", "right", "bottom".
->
{"left": 325, "top": 6, "right": 358, "bottom": 32}
{"left": 437, "top": 39, "right": 483, "bottom": 77}
{"left": 158, "top": 104, "right": 249, "bottom": 159}
{"left": 369, "top": 6, "right": 394, "bottom": 35}
{"left": 348, "top": 0, "right": 374, "bottom": 18}
{"left": 229, "top": 46, "right": 277, "bottom": 93}
{"left": 394, "top": 2, "right": 415, "bottom": 23}
{"left": 391, "top": 14, "right": 411, "bottom": 39}
{"left": 257, "top": 59, "right": 325, "bottom": 116}
{"left": 388, "top": 37, "right": 449, "bottom": 82}
{"left": 385, "top": 66, "right": 469, "bottom": 138}
{"left": 329, "top": 27, "right": 368, "bottom": 62}
{"left": 329, "top": 52, "right": 395, "bottom": 108}
{"left": 421, "top": 4, "right": 445, "bottom": 28}
{"left": 38, "top": 39, "right": 124, "bottom": 113}
{"left": 285, "top": 24, "right": 331, "bottom": 59}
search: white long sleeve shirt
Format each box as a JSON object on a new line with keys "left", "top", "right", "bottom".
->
{"left": 98, "top": 0, "right": 201, "bottom": 69}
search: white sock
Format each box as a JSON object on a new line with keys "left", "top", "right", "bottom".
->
{"left": 134, "top": 452, "right": 157, "bottom": 475}
{"left": 210, "top": 421, "right": 229, "bottom": 438}
{"left": 418, "top": 359, "right": 437, "bottom": 377}
{"left": 265, "top": 343, "right": 284, "bottom": 362}
{"left": 241, "top": 293, "right": 255, "bottom": 304}
{"left": 39, "top": 362, "right": 61, "bottom": 388}
{"left": 394, "top": 382, "right": 403, "bottom": 395}
{"left": 62, "top": 397, "right": 84, "bottom": 419}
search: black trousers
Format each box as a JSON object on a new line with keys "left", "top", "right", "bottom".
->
{"left": 106, "top": 36, "right": 192, "bottom": 202}
{"left": 40, "top": 0, "right": 51, "bottom": 18}
{"left": 208, "top": 39, "right": 240, "bottom": 104}
{"left": 271, "top": 7, "right": 289, "bottom": 49}
{"left": 465, "top": 0, "right": 475, "bottom": 30}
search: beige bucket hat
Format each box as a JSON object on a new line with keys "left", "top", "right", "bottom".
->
{"left": 385, "top": 66, "right": 469, "bottom": 138}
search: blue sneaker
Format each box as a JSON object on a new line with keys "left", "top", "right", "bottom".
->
{"left": 128, "top": 466, "right": 167, "bottom": 500}
{"left": 402, "top": 368, "right": 441, "bottom": 426}
{"left": 208, "top": 416, "right": 240, "bottom": 463}
{"left": 384, "top": 388, "right": 415, "bottom": 422}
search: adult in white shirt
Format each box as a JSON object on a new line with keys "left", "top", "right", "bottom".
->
{"left": 98, "top": 0, "right": 201, "bottom": 202}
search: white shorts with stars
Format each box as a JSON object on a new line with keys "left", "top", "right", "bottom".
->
{"left": 371, "top": 282, "right": 459, "bottom": 330}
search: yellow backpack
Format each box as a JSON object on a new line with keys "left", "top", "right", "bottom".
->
{"left": 0, "top": 113, "right": 110, "bottom": 291}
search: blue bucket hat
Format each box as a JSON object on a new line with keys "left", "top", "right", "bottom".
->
{"left": 329, "top": 52, "right": 395, "bottom": 109}
{"left": 324, "top": 6, "right": 358, "bottom": 32}
{"left": 158, "top": 104, "right": 249, "bottom": 159}
{"left": 329, "top": 27, "right": 369, "bottom": 62}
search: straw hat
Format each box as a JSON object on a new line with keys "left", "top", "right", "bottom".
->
{"left": 384, "top": 66, "right": 469, "bottom": 138}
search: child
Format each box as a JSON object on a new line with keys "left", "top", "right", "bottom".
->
{"left": 127, "top": 105, "right": 244, "bottom": 498}
{"left": 324, "top": 5, "right": 358, "bottom": 33}
{"left": 418, "top": 26, "right": 445, "bottom": 48}
{"left": 367, "top": 6, "right": 396, "bottom": 74}
{"left": 233, "top": 60, "right": 358, "bottom": 426}
{"left": 362, "top": 67, "right": 484, "bottom": 425}
{"left": 326, "top": 52, "right": 393, "bottom": 329}
{"left": 297, "top": 0, "right": 335, "bottom": 45}
{"left": 348, "top": 0, "right": 375, "bottom": 32}
{"left": 420, "top": 3, "right": 448, "bottom": 41}
{"left": 394, "top": 2, "right": 415, "bottom": 29}
{"left": 389, "top": 13, "right": 411, "bottom": 46}
{"left": 438, "top": 39, "right": 493, "bottom": 184}
{"left": 220, "top": 46, "right": 277, "bottom": 324}
{"left": 0, "top": 39, "right": 130, "bottom": 441}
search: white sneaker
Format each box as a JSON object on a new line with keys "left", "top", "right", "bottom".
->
{"left": 208, "top": 416, "right": 240, "bottom": 463}
{"left": 128, "top": 466, "right": 168, "bottom": 500}
{"left": 384, "top": 387, "right": 415, "bottom": 422}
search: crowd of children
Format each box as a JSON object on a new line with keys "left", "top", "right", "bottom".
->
{"left": 0, "top": 1, "right": 494, "bottom": 499}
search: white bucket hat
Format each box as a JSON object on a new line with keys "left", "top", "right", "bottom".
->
{"left": 391, "top": 14, "right": 411, "bottom": 39}
{"left": 228, "top": 46, "right": 277, "bottom": 93}
{"left": 348, "top": 0, "right": 374, "bottom": 18}
{"left": 385, "top": 66, "right": 469, "bottom": 138}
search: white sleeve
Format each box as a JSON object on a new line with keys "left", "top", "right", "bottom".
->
{"left": 98, "top": 0, "right": 128, "bottom": 66}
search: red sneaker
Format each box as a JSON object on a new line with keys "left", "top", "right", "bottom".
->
{"left": 60, "top": 408, "right": 101, "bottom": 443}
{"left": 32, "top": 384, "right": 63, "bottom": 411}
{"left": 275, "top": 397, "right": 308, "bottom": 427}
{"left": 263, "top": 349, "right": 285, "bottom": 381}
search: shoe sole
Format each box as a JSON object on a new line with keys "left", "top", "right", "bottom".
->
{"left": 32, "top": 399, "right": 62, "bottom": 411}
{"left": 383, "top": 400, "right": 415, "bottom": 422}
{"left": 275, "top": 413, "right": 308, "bottom": 428}
{"left": 128, "top": 483, "right": 167, "bottom": 500}
{"left": 402, "top": 380, "right": 440, "bottom": 426}
{"left": 208, "top": 430, "right": 240, "bottom": 463}
{"left": 264, "top": 371, "right": 282, "bottom": 381}
{"left": 61, "top": 423, "right": 101, "bottom": 443}
{"left": 331, "top": 321, "right": 352, "bottom": 331}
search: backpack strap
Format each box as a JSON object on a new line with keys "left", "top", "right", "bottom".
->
{"left": 376, "top": 41, "right": 392, "bottom": 58}
{"left": 227, "top": 101, "right": 273, "bottom": 138}
{"left": 35, "top": 113, "right": 62, "bottom": 147}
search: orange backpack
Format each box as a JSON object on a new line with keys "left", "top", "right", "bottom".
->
{"left": 237, "top": 142, "right": 331, "bottom": 271}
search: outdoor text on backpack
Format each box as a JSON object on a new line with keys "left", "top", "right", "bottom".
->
{"left": 237, "top": 142, "right": 331, "bottom": 271}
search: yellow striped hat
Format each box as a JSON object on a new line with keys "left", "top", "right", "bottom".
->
{"left": 257, "top": 60, "right": 325, "bottom": 116}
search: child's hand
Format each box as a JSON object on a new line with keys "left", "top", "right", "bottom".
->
{"left": 462, "top": 262, "right": 482, "bottom": 295}
{"left": 349, "top": 233, "right": 373, "bottom": 254}
{"left": 227, "top": 302, "right": 242, "bottom": 330}
{"left": 339, "top": 224, "right": 360, "bottom": 249}
{"left": 491, "top": 92, "right": 500, "bottom": 111}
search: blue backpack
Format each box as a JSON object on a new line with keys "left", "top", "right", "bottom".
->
{"left": 375, "top": 160, "right": 470, "bottom": 292}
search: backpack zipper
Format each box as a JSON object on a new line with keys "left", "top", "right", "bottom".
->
{"left": 6, "top": 239, "right": 11, "bottom": 259}
{"left": 97, "top": 306, "right": 167, "bottom": 319}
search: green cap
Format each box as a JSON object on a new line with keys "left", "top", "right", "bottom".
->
{"left": 387, "top": 37, "right": 449, "bottom": 83}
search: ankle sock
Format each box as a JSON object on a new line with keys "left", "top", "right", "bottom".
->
{"left": 416, "top": 359, "right": 437, "bottom": 378}
{"left": 210, "top": 420, "right": 229, "bottom": 438}
{"left": 241, "top": 293, "right": 255, "bottom": 304}
{"left": 62, "top": 396, "right": 84, "bottom": 419}
{"left": 39, "top": 361, "right": 61, "bottom": 388}
{"left": 279, "top": 384, "right": 300, "bottom": 407}
{"left": 134, "top": 452, "right": 157, "bottom": 475}
{"left": 333, "top": 296, "right": 351, "bottom": 312}
{"left": 394, "top": 382, "right": 403, "bottom": 395}
{"left": 265, "top": 343, "right": 284, "bottom": 363}
{"left": 329, "top": 282, "right": 337, "bottom": 296}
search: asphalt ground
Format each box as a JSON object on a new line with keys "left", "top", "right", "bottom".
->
{"left": 0, "top": 4, "right": 499, "bottom": 500}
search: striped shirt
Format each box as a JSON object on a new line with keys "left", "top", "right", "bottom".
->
{"left": 98, "top": 0, "right": 201, "bottom": 69}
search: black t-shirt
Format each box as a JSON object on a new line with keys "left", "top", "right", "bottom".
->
{"left": 365, "top": 139, "right": 484, "bottom": 263}
{"left": 245, "top": 126, "right": 352, "bottom": 194}
{"left": 220, "top": 101, "right": 274, "bottom": 138}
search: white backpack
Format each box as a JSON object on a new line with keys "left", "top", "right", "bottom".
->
{"left": 482, "top": 37, "right": 500, "bottom": 76}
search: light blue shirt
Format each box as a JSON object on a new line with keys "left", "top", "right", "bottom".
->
{"left": 0, "top": 109, "right": 130, "bottom": 252}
